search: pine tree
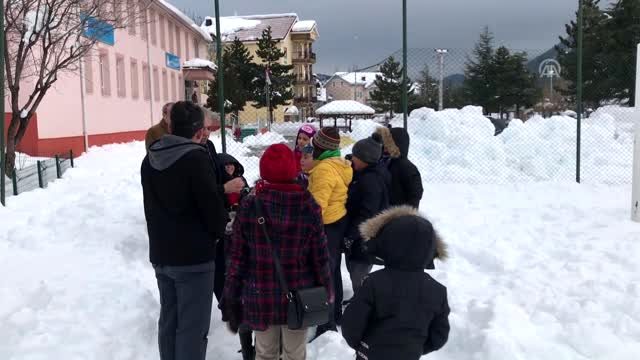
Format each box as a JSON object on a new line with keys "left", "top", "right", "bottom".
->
{"left": 602, "top": 0, "right": 640, "bottom": 106}
{"left": 492, "top": 47, "right": 540, "bottom": 118}
{"left": 556, "top": 0, "right": 609, "bottom": 108}
{"left": 416, "top": 64, "right": 439, "bottom": 109}
{"left": 252, "top": 27, "right": 295, "bottom": 123}
{"left": 463, "top": 26, "right": 498, "bottom": 114}
{"left": 206, "top": 38, "right": 257, "bottom": 116}
{"left": 370, "top": 56, "right": 403, "bottom": 117}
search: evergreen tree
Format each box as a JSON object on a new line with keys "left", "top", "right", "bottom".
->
{"left": 416, "top": 64, "right": 439, "bottom": 109}
{"left": 251, "top": 27, "right": 295, "bottom": 123}
{"left": 491, "top": 47, "right": 540, "bottom": 118}
{"left": 206, "top": 38, "right": 257, "bottom": 116}
{"left": 602, "top": 0, "right": 640, "bottom": 106}
{"left": 464, "top": 26, "right": 498, "bottom": 114}
{"left": 556, "top": 0, "right": 609, "bottom": 108}
{"left": 370, "top": 56, "right": 413, "bottom": 117}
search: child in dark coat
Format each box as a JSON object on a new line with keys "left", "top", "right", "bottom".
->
{"left": 341, "top": 206, "right": 450, "bottom": 360}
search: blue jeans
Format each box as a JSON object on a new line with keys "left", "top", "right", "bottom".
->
{"left": 154, "top": 261, "right": 215, "bottom": 360}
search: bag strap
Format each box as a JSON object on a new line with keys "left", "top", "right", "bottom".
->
{"left": 254, "top": 196, "right": 292, "bottom": 298}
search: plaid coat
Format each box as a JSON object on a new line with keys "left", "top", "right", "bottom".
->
{"left": 222, "top": 183, "right": 333, "bottom": 331}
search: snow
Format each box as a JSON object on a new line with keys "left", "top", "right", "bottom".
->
{"left": 292, "top": 20, "right": 317, "bottom": 32}
{"left": 201, "top": 16, "right": 261, "bottom": 41}
{"left": 20, "top": 110, "right": 28, "bottom": 119}
{"left": 183, "top": 58, "right": 217, "bottom": 70}
{"left": 1, "top": 106, "right": 639, "bottom": 359}
{"left": 23, "top": 6, "right": 48, "bottom": 42}
{"left": 157, "top": 0, "right": 212, "bottom": 41}
{"left": 316, "top": 101, "right": 375, "bottom": 116}
{"left": 285, "top": 106, "right": 299, "bottom": 115}
{"left": 242, "top": 131, "right": 287, "bottom": 147}
{"left": 332, "top": 72, "right": 381, "bottom": 88}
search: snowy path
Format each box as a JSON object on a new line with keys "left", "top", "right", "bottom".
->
{"left": 1, "top": 141, "right": 639, "bottom": 360}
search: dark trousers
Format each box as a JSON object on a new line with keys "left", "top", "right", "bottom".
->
{"left": 324, "top": 216, "right": 348, "bottom": 325}
{"left": 346, "top": 259, "right": 373, "bottom": 296}
{"left": 154, "top": 261, "right": 216, "bottom": 360}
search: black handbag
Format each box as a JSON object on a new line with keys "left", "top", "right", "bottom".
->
{"left": 254, "top": 197, "right": 330, "bottom": 330}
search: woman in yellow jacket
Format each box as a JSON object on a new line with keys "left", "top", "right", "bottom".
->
{"left": 308, "top": 127, "right": 353, "bottom": 338}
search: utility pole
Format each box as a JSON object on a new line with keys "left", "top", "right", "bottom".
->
{"left": 214, "top": 0, "right": 226, "bottom": 153}
{"left": 435, "top": 49, "right": 448, "bottom": 111}
{"left": 402, "top": 0, "right": 408, "bottom": 129}
{"left": 576, "top": 0, "right": 583, "bottom": 183}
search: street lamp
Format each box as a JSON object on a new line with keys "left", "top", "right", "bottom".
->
{"left": 435, "top": 49, "right": 448, "bottom": 111}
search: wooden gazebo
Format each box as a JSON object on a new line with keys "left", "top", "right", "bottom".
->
{"left": 316, "top": 100, "right": 375, "bottom": 132}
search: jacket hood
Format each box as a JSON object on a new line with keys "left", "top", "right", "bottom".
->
{"left": 375, "top": 127, "right": 402, "bottom": 159}
{"left": 390, "top": 128, "right": 410, "bottom": 158}
{"left": 320, "top": 157, "right": 353, "bottom": 187}
{"left": 218, "top": 153, "right": 244, "bottom": 177}
{"left": 148, "top": 135, "right": 206, "bottom": 171}
{"left": 359, "top": 206, "right": 447, "bottom": 271}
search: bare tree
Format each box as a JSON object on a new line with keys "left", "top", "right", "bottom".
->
{"left": 3, "top": 0, "right": 148, "bottom": 175}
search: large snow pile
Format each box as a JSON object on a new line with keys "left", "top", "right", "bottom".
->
{"left": 242, "top": 131, "right": 287, "bottom": 148}
{"left": 1, "top": 138, "right": 638, "bottom": 359}
{"left": 345, "top": 106, "right": 632, "bottom": 184}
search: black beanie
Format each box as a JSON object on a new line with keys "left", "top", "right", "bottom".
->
{"left": 352, "top": 133, "right": 383, "bottom": 165}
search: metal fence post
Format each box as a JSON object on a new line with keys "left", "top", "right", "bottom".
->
{"left": 576, "top": 0, "right": 584, "bottom": 183}
{"left": 70, "top": 150, "right": 75, "bottom": 168}
{"left": 11, "top": 171, "right": 17, "bottom": 196}
{"left": 55, "top": 155, "right": 62, "bottom": 178}
{"left": 37, "top": 161, "right": 44, "bottom": 188}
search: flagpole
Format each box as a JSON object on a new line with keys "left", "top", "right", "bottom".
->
{"left": 266, "top": 67, "right": 272, "bottom": 131}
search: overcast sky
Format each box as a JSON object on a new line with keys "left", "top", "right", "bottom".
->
{"left": 173, "top": 0, "right": 609, "bottom": 74}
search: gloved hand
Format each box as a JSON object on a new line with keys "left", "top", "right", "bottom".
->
{"left": 221, "top": 301, "right": 242, "bottom": 334}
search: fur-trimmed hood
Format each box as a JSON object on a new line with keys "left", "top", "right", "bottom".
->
{"left": 359, "top": 206, "right": 447, "bottom": 270}
{"left": 375, "top": 127, "right": 401, "bottom": 159}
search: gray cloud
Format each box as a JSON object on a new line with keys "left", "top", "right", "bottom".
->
{"left": 173, "top": 0, "right": 599, "bottom": 74}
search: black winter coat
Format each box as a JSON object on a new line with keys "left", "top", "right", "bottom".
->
{"left": 345, "top": 163, "right": 391, "bottom": 263}
{"left": 142, "top": 135, "right": 228, "bottom": 266}
{"left": 377, "top": 127, "right": 424, "bottom": 208}
{"left": 342, "top": 206, "right": 450, "bottom": 360}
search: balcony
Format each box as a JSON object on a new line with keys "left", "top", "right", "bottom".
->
{"left": 295, "top": 75, "right": 315, "bottom": 86}
{"left": 294, "top": 95, "right": 318, "bottom": 104}
{"left": 292, "top": 51, "right": 317, "bottom": 64}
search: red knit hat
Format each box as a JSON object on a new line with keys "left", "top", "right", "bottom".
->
{"left": 260, "top": 144, "right": 298, "bottom": 183}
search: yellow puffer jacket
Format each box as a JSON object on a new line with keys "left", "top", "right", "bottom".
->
{"left": 308, "top": 157, "right": 353, "bottom": 225}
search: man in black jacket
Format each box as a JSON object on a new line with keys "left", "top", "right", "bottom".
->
{"left": 141, "top": 101, "right": 227, "bottom": 360}
{"left": 376, "top": 127, "right": 424, "bottom": 208}
{"left": 345, "top": 133, "right": 390, "bottom": 297}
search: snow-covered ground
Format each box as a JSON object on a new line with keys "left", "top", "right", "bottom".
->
{"left": 1, "top": 108, "right": 639, "bottom": 359}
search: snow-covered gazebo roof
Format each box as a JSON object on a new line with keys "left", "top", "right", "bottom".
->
{"left": 182, "top": 58, "right": 216, "bottom": 81}
{"left": 316, "top": 100, "right": 375, "bottom": 116}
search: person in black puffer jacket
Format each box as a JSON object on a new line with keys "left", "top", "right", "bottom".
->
{"left": 375, "top": 127, "right": 424, "bottom": 208}
{"left": 341, "top": 206, "right": 450, "bottom": 360}
{"left": 344, "top": 133, "right": 390, "bottom": 297}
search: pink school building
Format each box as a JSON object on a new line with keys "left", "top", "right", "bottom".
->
{"left": 5, "top": 0, "right": 214, "bottom": 157}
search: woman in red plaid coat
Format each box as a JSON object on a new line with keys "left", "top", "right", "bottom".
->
{"left": 222, "top": 144, "right": 334, "bottom": 360}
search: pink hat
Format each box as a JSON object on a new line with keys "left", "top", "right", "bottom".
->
{"left": 298, "top": 124, "right": 317, "bottom": 138}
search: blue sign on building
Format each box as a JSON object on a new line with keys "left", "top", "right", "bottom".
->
{"left": 166, "top": 53, "right": 181, "bottom": 70}
{"left": 82, "top": 14, "right": 115, "bottom": 46}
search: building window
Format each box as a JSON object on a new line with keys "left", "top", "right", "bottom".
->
{"left": 194, "top": 38, "right": 199, "bottom": 57}
{"left": 176, "top": 28, "right": 182, "bottom": 58}
{"left": 159, "top": 15, "right": 166, "bottom": 50}
{"left": 162, "top": 69, "right": 168, "bottom": 102}
{"left": 84, "top": 54, "right": 93, "bottom": 94}
{"left": 149, "top": 8, "right": 156, "bottom": 45}
{"left": 140, "top": 2, "right": 148, "bottom": 40}
{"left": 116, "top": 54, "right": 126, "bottom": 97}
{"left": 142, "top": 62, "right": 150, "bottom": 100}
{"left": 185, "top": 33, "right": 190, "bottom": 59}
{"left": 168, "top": 21, "right": 174, "bottom": 54}
{"left": 178, "top": 75, "right": 184, "bottom": 100}
{"left": 99, "top": 50, "right": 111, "bottom": 96}
{"left": 127, "top": 0, "right": 136, "bottom": 35}
{"left": 131, "top": 59, "right": 139, "bottom": 99}
{"left": 153, "top": 66, "right": 160, "bottom": 101}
